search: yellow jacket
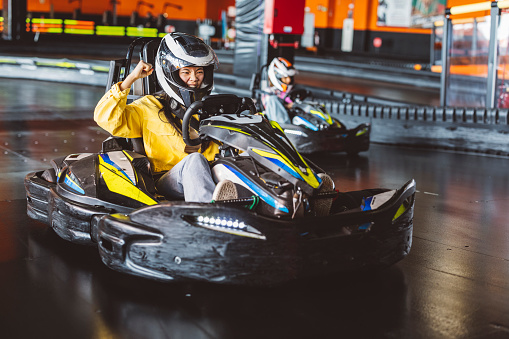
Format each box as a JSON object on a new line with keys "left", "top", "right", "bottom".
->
{"left": 94, "top": 83, "right": 219, "bottom": 172}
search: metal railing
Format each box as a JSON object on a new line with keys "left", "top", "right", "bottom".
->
{"left": 441, "top": 1, "right": 509, "bottom": 108}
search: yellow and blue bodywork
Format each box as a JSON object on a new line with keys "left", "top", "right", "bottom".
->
{"left": 271, "top": 101, "right": 371, "bottom": 155}
{"left": 201, "top": 113, "right": 327, "bottom": 216}
{"left": 57, "top": 150, "right": 158, "bottom": 209}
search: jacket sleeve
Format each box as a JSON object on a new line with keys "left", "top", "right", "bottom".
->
{"left": 94, "top": 82, "right": 143, "bottom": 138}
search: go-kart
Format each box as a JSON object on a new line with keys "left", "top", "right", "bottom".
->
{"left": 250, "top": 68, "right": 371, "bottom": 155}
{"left": 24, "top": 37, "right": 415, "bottom": 286}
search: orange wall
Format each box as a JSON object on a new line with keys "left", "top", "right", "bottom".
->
{"left": 306, "top": 0, "right": 427, "bottom": 32}
{"left": 0, "top": 0, "right": 233, "bottom": 23}
{"left": 305, "top": 0, "right": 491, "bottom": 33}
{"left": 0, "top": 0, "right": 493, "bottom": 25}
{"left": 305, "top": 0, "right": 330, "bottom": 29}
{"left": 23, "top": 0, "right": 225, "bottom": 21}
{"left": 448, "top": 0, "right": 486, "bottom": 6}
{"left": 206, "top": 0, "right": 235, "bottom": 21}
{"left": 304, "top": 0, "right": 365, "bottom": 29}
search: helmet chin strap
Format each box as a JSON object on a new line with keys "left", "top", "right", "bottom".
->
{"left": 170, "top": 97, "right": 201, "bottom": 131}
{"left": 170, "top": 97, "right": 186, "bottom": 119}
{"left": 179, "top": 90, "right": 194, "bottom": 108}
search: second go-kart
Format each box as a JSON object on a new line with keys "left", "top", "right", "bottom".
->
{"left": 250, "top": 67, "right": 371, "bottom": 155}
{"left": 24, "top": 37, "right": 415, "bottom": 286}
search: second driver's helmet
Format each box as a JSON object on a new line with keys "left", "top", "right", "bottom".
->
{"left": 267, "top": 57, "right": 297, "bottom": 93}
{"left": 155, "top": 32, "right": 219, "bottom": 108}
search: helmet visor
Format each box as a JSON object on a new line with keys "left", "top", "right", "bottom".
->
{"left": 159, "top": 33, "right": 219, "bottom": 72}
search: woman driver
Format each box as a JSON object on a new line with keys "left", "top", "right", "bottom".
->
{"left": 94, "top": 32, "right": 237, "bottom": 202}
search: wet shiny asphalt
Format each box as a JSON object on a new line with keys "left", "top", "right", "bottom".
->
{"left": 1, "top": 79, "right": 509, "bottom": 339}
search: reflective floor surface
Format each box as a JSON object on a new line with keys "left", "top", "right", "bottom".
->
{"left": 0, "top": 80, "right": 508, "bottom": 339}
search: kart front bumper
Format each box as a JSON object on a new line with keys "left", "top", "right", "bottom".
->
{"left": 25, "top": 171, "right": 133, "bottom": 245}
{"left": 96, "top": 180, "right": 415, "bottom": 286}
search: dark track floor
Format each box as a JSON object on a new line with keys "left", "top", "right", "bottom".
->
{"left": 1, "top": 80, "right": 508, "bottom": 339}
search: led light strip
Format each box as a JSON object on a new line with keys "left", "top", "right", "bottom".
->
{"left": 193, "top": 215, "right": 266, "bottom": 240}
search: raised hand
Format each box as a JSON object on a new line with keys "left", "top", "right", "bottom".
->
{"left": 132, "top": 61, "right": 154, "bottom": 80}
{"left": 119, "top": 61, "right": 154, "bottom": 91}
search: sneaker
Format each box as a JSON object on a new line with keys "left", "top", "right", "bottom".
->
{"left": 313, "top": 173, "right": 335, "bottom": 216}
{"left": 212, "top": 180, "right": 238, "bottom": 202}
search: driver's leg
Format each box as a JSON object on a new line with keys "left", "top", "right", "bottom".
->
{"left": 156, "top": 153, "right": 216, "bottom": 202}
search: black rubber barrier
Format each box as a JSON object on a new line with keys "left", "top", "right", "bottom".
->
{"left": 323, "top": 101, "right": 508, "bottom": 126}
{"left": 316, "top": 95, "right": 509, "bottom": 156}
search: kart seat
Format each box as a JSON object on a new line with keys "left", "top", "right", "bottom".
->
{"left": 249, "top": 64, "right": 269, "bottom": 112}
{"left": 140, "top": 38, "right": 162, "bottom": 95}
{"left": 105, "top": 37, "right": 162, "bottom": 103}
{"left": 105, "top": 38, "right": 163, "bottom": 158}
{"left": 130, "top": 137, "right": 146, "bottom": 156}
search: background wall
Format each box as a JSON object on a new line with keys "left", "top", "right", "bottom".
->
{"left": 206, "top": 0, "right": 235, "bottom": 20}
{"left": 304, "top": 0, "right": 488, "bottom": 31}
{"left": 25, "top": 0, "right": 208, "bottom": 20}
{"left": 0, "top": 0, "right": 492, "bottom": 61}
{"left": 0, "top": 0, "right": 492, "bottom": 27}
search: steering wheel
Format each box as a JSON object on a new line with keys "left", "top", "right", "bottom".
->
{"left": 182, "top": 94, "right": 258, "bottom": 146}
{"left": 284, "top": 88, "right": 311, "bottom": 102}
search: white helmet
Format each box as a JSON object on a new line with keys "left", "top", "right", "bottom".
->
{"left": 267, "top": 57, "right": 297, "bottom": 93}
{"left": 155, "top": 32, "right": 219, "bottom": 108}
